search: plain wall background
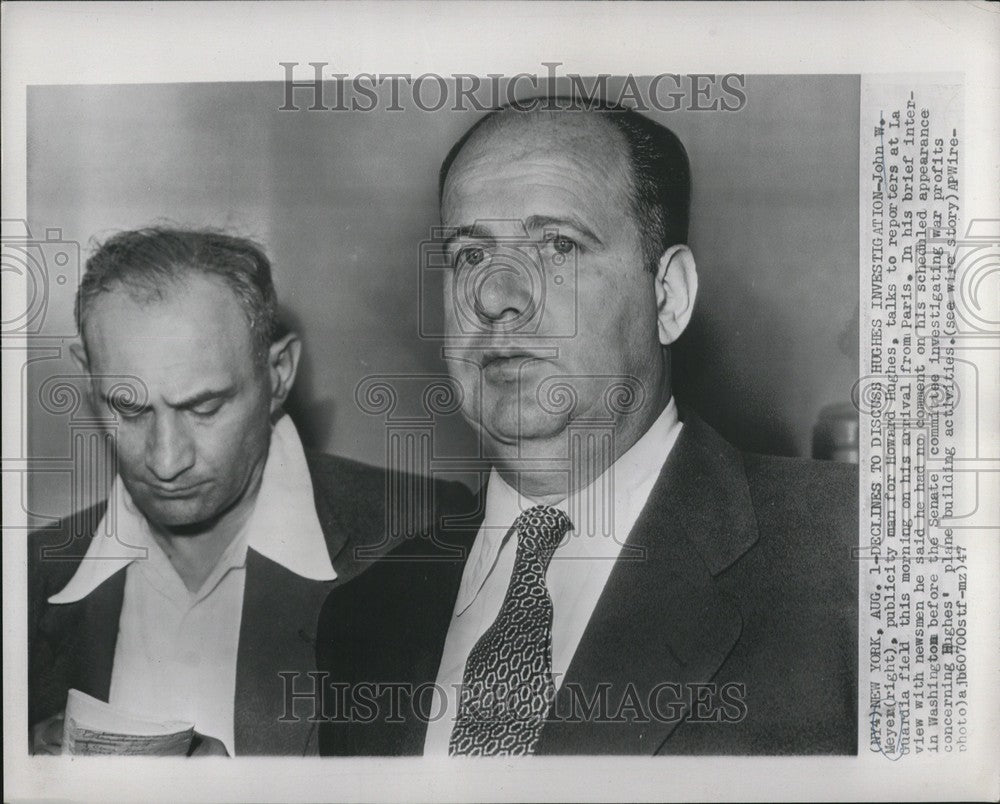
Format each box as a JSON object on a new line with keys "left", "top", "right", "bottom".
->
{"left": 25, "top": 75, "right": 859, "bottom": 522}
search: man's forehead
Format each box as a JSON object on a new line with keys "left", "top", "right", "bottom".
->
{"left": 456, "top": 110, "right": 625, "bottom": 170}
{"left": 442, "top": 111, "right": 633, "bottom": 217}
{"left": 83, "top": 274, "right": 255, "bottom": 364}
{"left": 88, "top": 274, "right": 242, "bottom": 326}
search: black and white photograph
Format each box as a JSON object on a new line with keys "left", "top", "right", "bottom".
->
{"left": 3, "top": 2, "right": 997, "bottom": 802}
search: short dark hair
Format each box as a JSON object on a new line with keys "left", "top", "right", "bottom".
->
{"left": 76, "top": 227, "right": 280, "bottom": 358}
{"left": 438, "top": 97, "right": 691, "bottom": 271}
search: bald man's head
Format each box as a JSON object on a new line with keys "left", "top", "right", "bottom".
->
{"left": 439, "top": 98, "right": 691, "bottom": 271}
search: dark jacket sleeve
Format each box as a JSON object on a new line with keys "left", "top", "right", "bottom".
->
{"left": 27, "top": 504, "right": 105, "bottom": 728}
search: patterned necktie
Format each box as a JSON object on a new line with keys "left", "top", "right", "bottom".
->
{"left": 449, "top": 504, "right": 573, "bottom": 756}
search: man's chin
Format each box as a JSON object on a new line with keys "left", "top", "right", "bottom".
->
{"left": 132, "top": 496, "right": 219, "bottom": 533}
{"left": 480, "top": 406, "right": 570, "bottom": 449}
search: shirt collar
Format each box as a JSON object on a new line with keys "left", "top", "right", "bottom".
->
{"left": 49, "top": 415, "right": 335, "bottom": 604}
{"left": 455, "top": 397, "right": 682, "bottom": 612}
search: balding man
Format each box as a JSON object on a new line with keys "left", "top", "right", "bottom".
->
{"left": 319, "top": 99, "right": 857, "bottom": 756}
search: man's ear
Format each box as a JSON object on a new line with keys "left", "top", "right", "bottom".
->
{"left": 69, "top": 340, "right": 102, "bottom": 412}
{"left": 266, "top": 331, "right": 302, "bottom": 414}
{"left": 69, "top": 340, "right": 90, "bottom": 375}
{"left": 653, "top": 244, "right": 698, "bottom": 346}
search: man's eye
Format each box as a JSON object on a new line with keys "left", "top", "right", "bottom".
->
{"left": 457, "top": 245, "right": 487, "bottom": 267}
{"left": 191, "top": 403, "right": 222, "bottom": 418}
{"left": 550, "top": 235, "right": 576, "bottom": 255}
{"left": 108, "top": 396, "right": 143, "bottom": 418}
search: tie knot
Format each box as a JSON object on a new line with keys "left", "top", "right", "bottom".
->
{"left": 513, "top": 504, "right": 573, "bottom": 563}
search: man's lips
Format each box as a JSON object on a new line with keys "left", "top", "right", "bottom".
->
{"left": 480, "top": 350, "right": 550, "bottom": 382}
{"left": 480, "top": 350, "right": 542, "bottom": 368}
{"left": 144, "top": 480, "right": 208, "bottom": 498}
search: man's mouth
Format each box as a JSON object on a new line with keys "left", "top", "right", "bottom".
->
{"left": 481, "top": 349, "right": 536, "bottom": 367}
{"left": 481, "top": 350, "right": 547, "bottom": 381}
{"left": 146, "top": 481, "right": 207, "bottom": 498}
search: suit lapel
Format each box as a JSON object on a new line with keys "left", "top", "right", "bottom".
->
{"left": 74, "top": 569, "right": 126, "bottom": 703}
{"left": 330, "top": 521, "right": 478, "bottom": 756}
{"left": 537, "top": 413, "right": 758, "bottom": 755}
{"left": 234, "top": 549, "right": 334, "bottom": 756}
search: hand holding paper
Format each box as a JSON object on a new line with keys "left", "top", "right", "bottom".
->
{"left": 31, "top": 712, "right": 65, "bottom": 756}
{"left": 60, "top": 689, "right": 196, "bottom": 756}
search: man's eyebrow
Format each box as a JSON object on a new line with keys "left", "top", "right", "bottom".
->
{"left": 442, "top": 223, "right": 496, "bottom": 249}
{"left": 100, "top": 386, "right": 235, "bottom": 410}
{"left": 524, "top": 214, "right": 603, "bottom": 246}
{"left": 99, "top": 388, "right": 152, "bottom": 413}
{"left": 171, "top": 386, "right": 236, "bottom": 409}
{"left": 442, "top": 216, "right": 604, "bottom": 248}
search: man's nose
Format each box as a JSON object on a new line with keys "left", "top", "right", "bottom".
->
{"left": 145, "top": 412, "right": 196, "bottom": 482}
{"left": 471, "top": 251, "right": 539, "bottom": 328}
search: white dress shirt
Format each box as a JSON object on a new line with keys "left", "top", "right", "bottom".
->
{"left": 423, "top": 399, "right": 682, "bottom": 755}
{"left": 48, "top": 415, "right": 336, "bottom": 756}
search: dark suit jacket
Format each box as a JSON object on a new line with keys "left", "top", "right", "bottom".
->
{"left": 28, "top": 451, "right": 472, "bottom": 756}
{"left": 317, "top": 413, "right": 858, "bottom": 755}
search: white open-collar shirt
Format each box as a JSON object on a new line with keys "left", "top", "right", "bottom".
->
{"left": 48, "top": 416, "right": 336, "bottom": 756}
{"left": 423, "top": 398, "right": 682, "bottom": 755}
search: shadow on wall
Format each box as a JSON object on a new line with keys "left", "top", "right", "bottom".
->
{"left": 281, "top": 305, "right": 337, "bottom": 450}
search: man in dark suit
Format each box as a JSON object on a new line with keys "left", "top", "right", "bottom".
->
{"left": 318, "top": 98, "right": 858, "bottom": 756}
{"left": 28, "top": 228, "right": 467, "bottom": 756}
